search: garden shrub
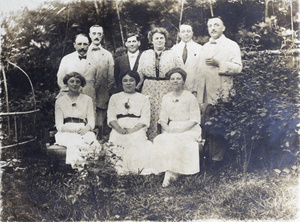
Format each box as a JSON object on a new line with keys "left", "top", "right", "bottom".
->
{"left": 203, "top": 51, "right": 299, "bottom": 177}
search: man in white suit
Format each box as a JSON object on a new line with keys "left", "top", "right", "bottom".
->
{"left": 198, "top": 17, "right": 242, "bottom": 105}
{"left": 200, "top": 17, "right": 242, "bottom": 164}
{"left": 56, "top": 34, "right": 91, "bottom": 98}
{"left": 171, "top": 23, "right": 202, "bottom": 96}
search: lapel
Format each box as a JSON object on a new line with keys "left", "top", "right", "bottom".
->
{"left": 132, "top": 51, "right": 142, "bottom": 71}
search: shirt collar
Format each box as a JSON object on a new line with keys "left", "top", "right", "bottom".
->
{"left": 209, "top": 34, "right": 225, "bottom": 44}
{"left": 90, "top": 43, "right": 102, "bottom": 50}
{"left": 128, "top": 50, "right": 139, "bottom": 57}
{"left": 179, "top": 40, "right": 193, "bottom": 47}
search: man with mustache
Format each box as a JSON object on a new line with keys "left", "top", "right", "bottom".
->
{"left": 114, "top": 33, "right": 142, "bottom": 93}
{"left": 87, "top": 25, "right": 114, "bottom": 137}
{"left": 171, "top": 23, "right": 202, "bottom": 96}
{"left": 57, "top": 34, "right": 90, "bottom": 98}
{"left": 199, "top": 16, "right": 242, "bottom": 166}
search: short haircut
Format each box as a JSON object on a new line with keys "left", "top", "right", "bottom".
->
{"left": 119, "top": 70, "right": 140, "bottom": 86}
{"left": 74, "top": 33, "right": 89, "bottom": 42}
{"left": 207, "top": 16, "right": 225, "bottom": 26}
{"left": 180, "top": 22, "right": 193, "bottom": 31}
{"left": 126, "top": 33, "right": 140, "bottom": 42}
{"left": 147, "top": 27, "right": 169, "bottom": 43}
{"left": 165, "top": 67, "right": 187, "bottom": 82}
{"left": 89, "top": 24, "right": 103, "bottom": 32}
{"left": 63, "top": 72, "right": 86, "bottom": 87}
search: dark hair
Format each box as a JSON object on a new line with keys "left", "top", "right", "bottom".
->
{"left": 180, "top": 22, "right": 193, "bottom": 31}
{"left": 207, "top": 16, "right": 225, "bottom": 26}
{"left": 165, "top": 67, "right": 187, "bottom": 82}
{"left": 119, "top": 70, "right": 140, "bottom": 86}
{"left": 63, "top": 72, "right": 86, "bottom": 87}
{"left": 126, "top": 33, "right": 140, "bottom": 42}
{"left": 147, "top": 27, "right": 169, "bottom": 43}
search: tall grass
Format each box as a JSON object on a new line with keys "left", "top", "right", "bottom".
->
{"left": 1, "top": 150, "right": 299, "bottom": 221}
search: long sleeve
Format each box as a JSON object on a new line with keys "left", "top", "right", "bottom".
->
{"left": 55, "top": 99, "right": 64, "bottom": 131}
{"left": 158, "top": 96, "right": 168, "bottom": 124}
{"left": 218, "top": 41, "right": 242, "bottom": 74}
{"left": 86, "top": 97, "right": 95, "bottom": 130}
{"left": 136, "top": 51, "right": 147, "bottom": 89}
{"left": 107, "top": 95, "right": 117, "bottom": 126}
{"left": 189, "top": 95, "right": 201, "bottom": 124}
{"left": 107, "top": 52, "right": 115, "bottom": 92}
{"left": 114, "top": 58, "right": 121, "bottom": 86}
{"left": 57, "top": 57, "right": 67, "bottom": 90}
{"left": 139, "top": 96, "right": 151, "bottom": 127}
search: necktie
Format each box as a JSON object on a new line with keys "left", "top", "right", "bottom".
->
{"left": 91, "top": 47, "right": 100, "bottom": 51}
{"left": 79, "top": 55, "right": 87, "bottom": 60}
{"left": 182, "top": 44, "right": 187, "bottom": 64}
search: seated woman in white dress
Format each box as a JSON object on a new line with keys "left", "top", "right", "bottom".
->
{"left": 152, "top": 67, "right": 201, "bottom": 187}
{"left": 55, "top": 72, "right": 101, "bottom": 169}
{"left": 107, "top": 70, "right": 152, "bottom": 175}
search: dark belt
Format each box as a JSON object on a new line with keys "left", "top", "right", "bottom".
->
{"left": 116, "top": 114, "right": 141, "bottom": 119}
{"left": 144, "top": 76, "right": 168, "bottom": 81}
{"left": 64, "top": 117, "right": 86, "bottom": 124}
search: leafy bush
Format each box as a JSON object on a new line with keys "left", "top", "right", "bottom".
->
{"left": 203, "top": 51, "right": 300, "bottom": 178}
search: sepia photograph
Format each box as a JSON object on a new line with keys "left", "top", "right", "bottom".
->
{"left": 0, "top": 0, "right": 299, "bottom": 221}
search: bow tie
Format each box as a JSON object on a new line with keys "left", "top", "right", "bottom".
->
{"left": 91, "top": 47, "right": 100, "bottom": 51}
{"left": 79, "top": 55, "right": 87, "bottom": 60}
{"left": 210, "top": 41, "right": 217, "bottom": 44}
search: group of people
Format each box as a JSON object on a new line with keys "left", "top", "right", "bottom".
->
{"left": 54, "top": 17, "right": 242, "bottom": 187}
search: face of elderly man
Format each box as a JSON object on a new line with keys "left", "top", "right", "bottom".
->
{"left": 179, "top": 24, "right": 193, "bottom": 43}
{"left": 207, "top": 18, "right": 225, "bottom": 40}
{"left": 89, "top": 26, "right": 104, "bottom": 46}
{"left": 74, "top": 35, "right": 89, "bottom": 56}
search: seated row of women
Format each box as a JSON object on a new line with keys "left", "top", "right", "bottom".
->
{"left": 54, "top": 67, "right": 201, "bottom": 187}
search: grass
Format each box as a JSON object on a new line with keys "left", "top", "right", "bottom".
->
{"left": 1, "top": 145, "right": 299, "bottom": 221}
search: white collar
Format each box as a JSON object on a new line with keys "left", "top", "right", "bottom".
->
{"left": 128, "top": 50, "right": 139, "bottom": 57}
{"left": 209, "top": 34, "right": 225, "bottom": 44}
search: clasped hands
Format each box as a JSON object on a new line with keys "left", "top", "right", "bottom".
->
{"left": 117, "top": 126, "right": 139, "bottom": 135}
{"left": 61, "top": 125, "right": 91, "bottom": 136}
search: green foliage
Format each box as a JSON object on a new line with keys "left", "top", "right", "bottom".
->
{"left": 203, "top": 51, "right": 299, "bottom": 175}
{"left": 1, "top": 150, "right": 299, "bottom": 221}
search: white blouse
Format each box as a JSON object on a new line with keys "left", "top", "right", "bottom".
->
{"left": 55, "top": 93, "right": 95, "bottom": 131}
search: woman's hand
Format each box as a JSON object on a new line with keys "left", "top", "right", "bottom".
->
{"left": 61, "top": 126, "right": 79, "bottom": 133}
{"left": 79, "top": 125, "right": 92, "bottom": 136}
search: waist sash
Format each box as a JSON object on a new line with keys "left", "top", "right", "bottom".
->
{"left": 64, "top": 117, "right": 86, "bottom": 124}
{"left": 116, "top": 114, "right": 141, "bottom": 119}
{"left": 144, "top": 76, "right": 168, "bottom": 81}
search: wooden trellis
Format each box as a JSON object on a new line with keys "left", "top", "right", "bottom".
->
{"left": 0, "top": 62, "right": 40, "bottom": 149}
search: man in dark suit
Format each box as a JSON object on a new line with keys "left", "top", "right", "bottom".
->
{"left": 114, "top": 33, "right": 142, "bottom": 92}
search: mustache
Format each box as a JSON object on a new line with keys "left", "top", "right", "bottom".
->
{"left": 79, "top": 49, "right": 87, "bottom": 52}
{"left": 94, "top": 38, "right": 100, "bottom": 41}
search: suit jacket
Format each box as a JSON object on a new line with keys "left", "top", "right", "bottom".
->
{"left": 87, "top": 44, "right": 115, "bottom": 109}
{"left": 114, "top": 51, "right": 142, "bottom": 88}
{"left": 57, "top": 51, "right": 93, "bottom": 93}
{"left": 198, "top": 35, "right": 242, "bottom": 104}
{"left": 171, "top": 40, "right": 203, "bottom": 92}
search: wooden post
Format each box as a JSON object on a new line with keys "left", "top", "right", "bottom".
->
{"left": 177, "top": 0, "right": 185, "bottom": 44}
{"left": 209, "top": 0, "right": 214, "bottom": 17}
{"left": 1, "top": 66, "right": 11, "bottom": 137}
{"left": 116, "top": 0, "right": 125, "bottom": 46}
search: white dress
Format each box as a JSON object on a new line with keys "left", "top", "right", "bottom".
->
{"left": 152, "top": 90, "right": 201, "bottom": 174}
{"left": 107, "top": 92, "right": 153, "bottom": 175}
{"left": 55, "top": 94, "right": 101, "bottom": 168}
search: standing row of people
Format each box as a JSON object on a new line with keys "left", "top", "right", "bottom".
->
{"left": 54, "top": 17, "right": 242, "bottom": 183}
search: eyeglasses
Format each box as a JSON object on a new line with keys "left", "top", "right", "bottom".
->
{"left": 91, "top": 32, "right": 103, "bottom": 36}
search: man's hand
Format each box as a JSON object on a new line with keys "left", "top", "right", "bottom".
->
{"left": 206, "top": 58, "right": 219, "bottom": 67}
